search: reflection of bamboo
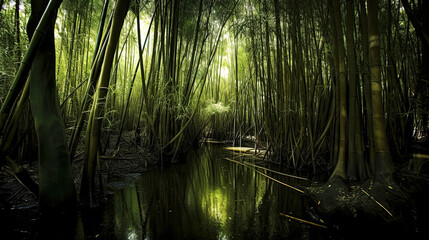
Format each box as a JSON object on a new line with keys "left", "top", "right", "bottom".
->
{"left": 279, "top": 213, "right": 327, "bottom": 229}
{"left": 224, "top": 157, "right": 304, "bottom": 193}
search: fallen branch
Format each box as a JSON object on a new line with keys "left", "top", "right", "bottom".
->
{"left": 224, "top": 157, "right": 304, "bottom": 193}
{"left": 7, "top": 187, "right": 24, "bottom": 201}
{"left": 241, "top": 160, "right": 308, "bottom": 181}
{"left": 2, "top": 156, "right": 38, "bottom": 199}
{"left": 202, "top": 139, "right": 226, "bottom": 144}
{"left": 361, "top": 188, "right": 394, "bottom": 217}
{"left": 99, "top": 156, "right": 136, "bottom": 161}
{"left": 279, "top": 213, "right": 327, "bottom": 229}
{"left": 225, "top": 146, "right": 267, "bottom": 155}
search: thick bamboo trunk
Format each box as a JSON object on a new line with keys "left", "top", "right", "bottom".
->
{"left": 330, "top": 0, "right": 347, "bottom": 179}
{"left": 367, "top": 0, "right": 395, "bottom": 176}
{"left": 345, "top": 0, "right": 358, "bottom": 180}
{"left": 359, "top": 0, "right": 375, "bottom": 173}
{"left": 27, "top": 0, "right": 76, "bottom": 212}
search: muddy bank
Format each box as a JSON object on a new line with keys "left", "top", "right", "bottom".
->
{"left": 0, "top": 131, "right": 158, "bottom": 239}
{"left": 307, "top": 171, "right": 429, "bottom": 239}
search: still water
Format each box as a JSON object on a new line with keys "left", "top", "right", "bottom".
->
{"left": 0, "top": 145, "right": 329, "bottom": 239}
{"left": 95, "top": 145, "right": 327, "bottom": 240}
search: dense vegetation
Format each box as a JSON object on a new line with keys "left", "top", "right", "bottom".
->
{"left": 0, "top": 0, "right": 428, "bottom": 212}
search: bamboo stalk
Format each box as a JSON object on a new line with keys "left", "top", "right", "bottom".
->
{"left": 81, "top": 0, "right": 130, "bottom": 205}
{"left": 0, "top": 0, "right": 63, "bottom": 133}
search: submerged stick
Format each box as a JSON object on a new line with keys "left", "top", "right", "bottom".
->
{"left": 224, "top": 157, "right": 304, "bottom": 193}
{"left": 279, "top": 213, "right": 327, "bottom": 229}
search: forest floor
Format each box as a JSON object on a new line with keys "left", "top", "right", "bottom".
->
{"left": 0, "top": 130, "right": 157, "bottom": 211}
{"left": 306, "top": 170, "right": 429, "bottom": 239}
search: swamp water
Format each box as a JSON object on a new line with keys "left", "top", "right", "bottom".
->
{"left": 2, "top": 145, "right": 329, "bottom": 239}
{"left": 95, "top": 145, "right": 327, "bottom": 240}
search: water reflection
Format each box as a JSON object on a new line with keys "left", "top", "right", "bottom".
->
{"left": 100, "top": 146, "right": 326, "bottom": 240}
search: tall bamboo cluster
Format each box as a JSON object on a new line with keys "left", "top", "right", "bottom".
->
{"left": 0, "top": 0, "right": 428, "bottom": 208}
{"left": 0, "top": 0, "right": 76, "bottom": 212}
{"left": 134, "top": 0, "right": 238, "bottom": 160}
{"left": 237, "top": 0, "right": 337, "bottom": 171}
{"left": 227, "top": 0, "right": 427, "bottom": 179}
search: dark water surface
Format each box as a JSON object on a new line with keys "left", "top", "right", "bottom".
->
{"left": 96, "top": 145, "right": 327, "bottom": 240}
{"left": 1, "top": 145, "right": 329, "bottom": 239}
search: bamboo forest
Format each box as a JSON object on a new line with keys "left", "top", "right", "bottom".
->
{"left": 0, "top": 0, "right": 428, "bottom": 239}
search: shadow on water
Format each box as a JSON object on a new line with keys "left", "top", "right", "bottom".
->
{"left": 98, "top": 145, "right": 328, "bottom": 240}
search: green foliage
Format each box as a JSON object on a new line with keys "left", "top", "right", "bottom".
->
{"left": 0, "top": 0, "right": 426, "bottom": 176}
{"left": 203, "top": 100, "right": 230, "bottom": 118}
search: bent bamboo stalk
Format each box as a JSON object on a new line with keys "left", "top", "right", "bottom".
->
{"left": 0, "top": 0, "right": 63, "bottom": 133}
